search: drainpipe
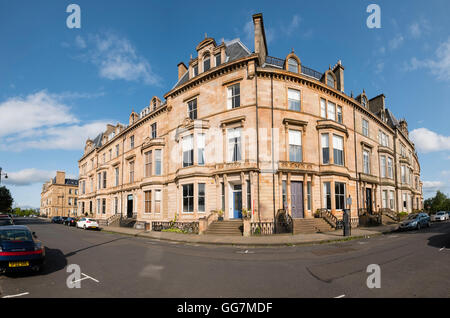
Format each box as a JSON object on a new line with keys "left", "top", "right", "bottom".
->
{"left": 353, "top": 105, "right": 360, "bottom": 216}
{"left": 271, "top": 74, "right": 276, "bottom": 232}
{"left": 255, "top": 65, "right": 261, "bottom": 224}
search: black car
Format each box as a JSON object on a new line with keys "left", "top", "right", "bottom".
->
{"left": 0, "top": 218, "right": 14, "bottom": 226}
{"left": 64, "top": 217, "right": 77, "bottom": 227}
{"left": 0, "top": 225, "right": 46, "bottom": 273}
{"left": 51, "top": 216, "right": 64, "bottom": 224}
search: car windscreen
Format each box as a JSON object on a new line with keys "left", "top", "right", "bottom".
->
{"left": 437, "top": 212, "right": 445, "bottom": 215}
{"left": 0, "top": 229, "right": 33, "bottom": 241}
{"left": 407, "top": 214, "right": 418, "bottom": 220}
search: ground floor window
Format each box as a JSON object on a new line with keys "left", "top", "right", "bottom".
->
{"left": 198, "top": 184, "right": 205, "bottom": 212}
{"left": 335, "top": 182, "right": 346, "bottom": 210}
{"left": 144, "top": 190, "right": 151, "bottom": 213}
{"left": 307, "top": 182, "right": 312, "bottom": 211}
{"left": 221, "top": 182, "right": 225, "bottom": 211}
{"left": 282, "top": 181, "right": 287, "bottom": 210}
{"left": 155, "top": 190, "right": 161, "bottom": 213}
{"left": 389, "top": 191, "right": 395, "bottom": 210}
{"left": 183, "top": 184, "right": 194, "bottom": 213}
{"left": 323, "top": 182, "right": 331, "bottom": 210}
{"left": 382, "top": 190, "right": 388, "bottom": 209}
{"left": 403, "top": 193, "right": 407, "bottom": 210}
{"left": 247, "top": 180, "right": 251, "bottom": 210}
{"left": 102, "top": 199, "right": 106, "bottom": 214}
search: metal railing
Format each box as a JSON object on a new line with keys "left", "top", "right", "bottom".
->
{"left": 265, "top": 56, "right": 285, "bottom": 68}
{"left": 318, "top": 209, "right": 343, "bottom": 229}
{"left": 152, "top": 221, "right": 199, "bottom": 234}
{"left": 251, "top": 222, "right": 274, "bottom": 235}
{"left": 301, "top": 65, "right": 323, "bottom": 80}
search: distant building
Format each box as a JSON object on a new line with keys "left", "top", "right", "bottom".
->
{"left": 40, "top": 171, "right": 79, "bottom": 217}
{"left": 77, "top": 13, "right": 423, "bottom": 232}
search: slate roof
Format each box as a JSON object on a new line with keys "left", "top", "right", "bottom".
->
{"left": 92, "top": 133, "right": 103, "bottom": 148}
{"left": 65, "top": 179, "right": 79, "bottom": 186}
{"left": 385, "top": 108, "right": 399, "bottom": 129}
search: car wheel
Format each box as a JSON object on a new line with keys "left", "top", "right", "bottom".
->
{"left": 417, "top": 223, "right": 421, "bottom": 230}
{"left": 83, "top": 225, "right": 86, "bottom": 230}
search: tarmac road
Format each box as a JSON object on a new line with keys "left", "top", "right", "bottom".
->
{"left": 1, "top": 217, "right": 449, "bottom": 298}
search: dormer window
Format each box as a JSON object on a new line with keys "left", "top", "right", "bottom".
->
{"left": 203, "top": 54, "right": 211, "bottom": 72}
{"left": 362, "top": 96, "right": 368, "bottom": 108}
{"left": 327, "top": 73, "right": 335, "bottom": 88}
{"left": 288, "top": 58, "right": 299, "bottom": 73}
{"left": 215, "top": 53, "right": 221, "bottom": 67}
{"left": 193, "top": 64, "right": 198, "bottom": 77}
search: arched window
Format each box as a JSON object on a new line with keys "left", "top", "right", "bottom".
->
{"left": 326, "top": 73, "right": 335, "bottom": 88}
{"left": 288, "top": 58, "right": 298, "bottom": 73}
{"left": 203, "top": 54, "right": 211, "bottom": 72}
{"left": 153, "top": 99, "right": 157, "bottom": 110}
{"left": 362, "top": 96, "right": 368, "bottom": 108}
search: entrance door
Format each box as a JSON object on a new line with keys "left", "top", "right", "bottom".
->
{"left": 291, "top": 181, "right": 304, "bottom": 219}
{"left": 232, "top": 185, "right": 242, "bottom": 219}
{"left": 366, "top": 188, "right": 373, "bottom": 214}
{"left": 127, "top": 194, "right": 133, "bottom": 218}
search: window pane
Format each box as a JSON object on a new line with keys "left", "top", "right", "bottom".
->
{"left": 288, "top": 89, "right": 301, "bottom": 111}
{"left": 327, "top": 101, "right": 336, "bottom": 120}
{"left": 320, "top": 99, "right": 326, "bottom": 118}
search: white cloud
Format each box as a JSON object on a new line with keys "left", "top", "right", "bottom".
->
{"left": 404, "top": 37, "right": 450, "bottom": 81}
{"left": 422, "top": 181, "right": 444, "bottom": 190}
{"left": 410, "top": 128, "right": 450, "bottom": 153}
{"left": 409, "top": 18, "right": 431, "bottom": 38}
{"left": 375, "top": 61, "right": 384, "bottom": 74}
{"left": 74, "top": 33, "right": 160, "bottom": 85}
{"left": 389, "top": 34, "right": 404, "bottom": 50}
{"left": 0, "top": 91, "right": 111, "bottom": 151}
{"left": 0, "top": 91, "right": 77, "bottom": 137}
{"left": 281, "top": 15, "right": 301, "bottom": 36}
{"left": 3, "top": 168, "right": 55, "bottom": 186}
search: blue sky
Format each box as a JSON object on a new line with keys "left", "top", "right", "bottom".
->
{"left": 1, "top": 0, "right": 450, "bottom": 208}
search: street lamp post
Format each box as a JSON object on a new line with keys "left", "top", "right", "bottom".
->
{"left": 0, "top": 167, "right": 8, "bottom": 184}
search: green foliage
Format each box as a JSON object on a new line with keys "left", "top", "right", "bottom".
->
{"left": 12, "top": 207, "right": 37, "bottom": 217}
{"left": 424, "top": 190, "right": 450, "bottom": 214}
{"left": 162, "top": 228, "right": 185, "bottom": 234}
{"left": 0, "top": 186, "right": 13, "bottom": 212}
{"left": 253, "top": 226, "right": 261, "bottom": 235}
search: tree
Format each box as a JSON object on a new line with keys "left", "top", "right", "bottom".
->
{"left": 0, "top": 186, "right": 14, "bottom": 212}
{"left": 424, "top": 190, "right": 450, "bottom": 214}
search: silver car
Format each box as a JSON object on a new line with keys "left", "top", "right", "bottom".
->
{"left": 431, "top": 211, "right": 449, "bottom": 222}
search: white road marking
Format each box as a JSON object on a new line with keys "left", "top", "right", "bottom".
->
{"left": 72, "top": 273, "right": 99, "bottom": 284}
{"left": 236, "top": 250, "right": 254, "bottom": 254}
{"left": 334, "top": 294, "right": 346, "bottom": 298}
{"left": 439, "top": 247, "right": 446, "bottom": 251}
{"left": 2, "top": 292, "right": 29, "bottom": 298}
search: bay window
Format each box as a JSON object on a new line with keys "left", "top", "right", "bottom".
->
{"left": 198, "top": 183, "right": 205, "bottom": 213}
{"left": 333, "top": 135, "right": 344, "bottom": 166}
{"left": 322, "top": 134, "right": 329, "bottom": 164}
{"left": 183, "top": 184, "right": 194, "bottom": 213}
{"left": 182, "top": 135, "right": 194, "bottom": 167}
{"left": 198, "top": 133, "right": 205, "bottom": 165}
{"left": 335, "top": 182, "right": 346, "bottom": 210}
{"left": 380, "top": 156, "right": 386, "bottom": 178}
{"left": 155, "top": 149, "right": 162, "bottom": 175}
{"left": 327, "top": 101, "right": 336, "bottom": 121}
{"left": 323, "top": 182, "right": 331, "bottom": 210}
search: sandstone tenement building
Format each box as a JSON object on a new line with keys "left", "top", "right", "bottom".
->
{"left": 77, "top": 13, "right": 423, "bottom": 231}
{"left": 40, "top": 171, "right": 79, "bottom": 217}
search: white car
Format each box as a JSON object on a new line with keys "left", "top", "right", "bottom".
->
{"left": 76, "top": 217, "right": 99, "bottom": 230}
{"left": 431, "top": 211, "right": 449, "bottom": 222}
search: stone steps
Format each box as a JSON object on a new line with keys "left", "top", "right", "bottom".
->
{"left": 293, "top": 218, "right": 334, "bottom": 234}
{"left": 204, "top": 220, "right": 243, "bottom": 236}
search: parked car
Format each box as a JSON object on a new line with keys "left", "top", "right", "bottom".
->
{"left": 51, "top": 216, "right": 62, "bottom": 223}
{"left": 64, "top": 217, "right": 78, "bottom": 227}
{"left": 399, "top": 213, "right": 431, "bottom": 231}
{"left": 431, "top": 211, "right": 449, "bottom": 222}
{"left": 0, "top": 218, "right": 14, "bottom": 226}
{"left": 0, "top": 225, "right": 45, "bottom": 273}
{"left": 76, "top": 218, "right": 99, "bottom": 230}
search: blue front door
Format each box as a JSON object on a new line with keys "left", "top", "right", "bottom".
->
{"left": 233, "top": 185, "right": 242, "bottom": 219}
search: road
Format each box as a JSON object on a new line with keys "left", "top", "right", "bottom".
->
{"left": 1, "top": 217, "right": 449, "bottom": 298}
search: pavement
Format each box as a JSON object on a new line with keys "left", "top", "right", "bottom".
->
{"left": 1, "top": 217, "right": 449, "bottom": 298}
{"left": 99, "top": 223, "right": 400, "bottom": 246}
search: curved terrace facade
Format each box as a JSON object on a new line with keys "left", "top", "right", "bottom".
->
{"left": 77, "top": 13, "right": 423, "bottom": 230}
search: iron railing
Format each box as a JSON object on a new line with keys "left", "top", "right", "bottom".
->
{"left": 301, "top": 65, "right": 323, "bottom": 81}
{"left": 318, "top": 209, "right": 343, "bottom": 229}
{"left": 265, "top": 56, "right": 285, "bottom": 68}
{"left": 152, "top": 221, "right": 199, "bottom": 234}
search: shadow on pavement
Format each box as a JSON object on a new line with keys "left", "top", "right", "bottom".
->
{"left": 64, "top": 237, "right": 126, "bottom": 258}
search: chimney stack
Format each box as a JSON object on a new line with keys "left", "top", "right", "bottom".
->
{"left": 177, "top": 62, "right": 187, "bottom": 80}
{"left": 332, "top": 60, "right": 345, "bottom": 92}
{"left": 252, "top": 13, "right": 268, "bottom": 66}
